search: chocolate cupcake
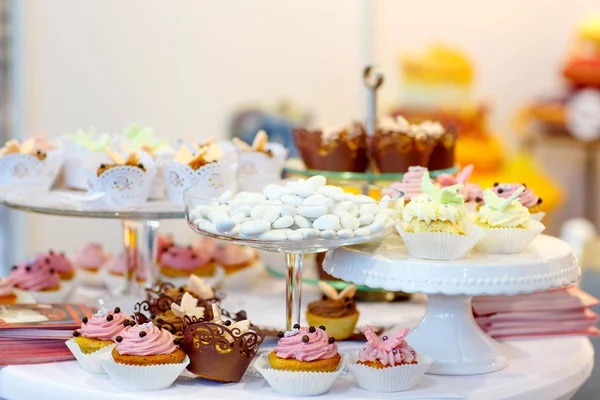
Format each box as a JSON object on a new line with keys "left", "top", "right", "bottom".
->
{"left": 370, "top": 116, "right": 436, "bottom": 173}
{"left": 293, "top": 123, "right": 368, "bottom": 172}
{"left": 425, "top": 122, "right": 457, "bottom": 171}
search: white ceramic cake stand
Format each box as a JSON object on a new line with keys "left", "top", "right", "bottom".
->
{"left": 323, "top": 233, "right": 581, "bottom": 376}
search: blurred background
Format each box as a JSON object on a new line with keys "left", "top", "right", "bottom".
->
{"left": 1, "top": 0, "right": 599, "bottom": 264}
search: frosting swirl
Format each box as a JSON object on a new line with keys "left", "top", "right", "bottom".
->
{"left": 213, "top": 244, "right": 256, "bottom": 266}
{"left": 403, "top": 194, "right": 465, "bottom": 224}
{"left": 358, "top": 325, "right": 417, "bottom": 366}
{"left": 116, "top": 322, "right": 178, "bottom": 356}
{"left": 75, "top": 243, "right": 111, "bottom": 269}
{"left": 160, "top": 246, "right": 207, "bottom": 270}
{"left": 274, "top": 326, "right": 338, "bottom": 362}
{"left": 10, "top": 259, "right": 60, "bottom": 291}
{"left": 77, "top": 308, "right": 129, "bottom": 341}
{"left": 390, "top": 166, "right": 428, "bottom": 200}
{"left": 307, "top": 297, "right": 357, "bottom": 318}
{"left": 35, "top": 250, "right": 73, "bottom": 275}
{"left": 0, "top": 277, "right": 14, "bottom": 297}
{"left": 478, "top": 188, "right": 531, "bottom": 228}
{"left": 492, "top": 183, "right": 540, "bottom": 208}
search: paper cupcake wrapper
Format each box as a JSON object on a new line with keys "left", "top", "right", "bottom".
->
{"left": 530, "top": 212, "right": 546, "bottom": 222}
{"left": 162, "top": 159, "right": 237, "bottom": 204}
{"left": 255, "top": 354, "right": 343, "bottom": 396}
{"left": 76, "top": 267, "right": 106, "bottom": 287}
{"left": 63, "top": 149, "right": 112, "bottom": 190}
{"left": 101, "top": 354, "right": 190, "bottom": 391}
{"left": 235, "top": 143, "right": 288, "bottom": 192}
{"left": 346, "top": 352, "right": 433, "bottom": 393}
{"left": 65, "top": 338, "right": 115, "bottom": 374}
{"left": 0, "top": 150, "right": 63, "bottom": 190}
{"left": 27, "top": 283, "right": 72, "bottom": 303}
{"left": 87, "top": 151, "right": 157, "bottom": 207}
{"left": 475, "top": 220, "right": 545, "bottom": 254}
{"left": 396, "top": 221, "right": 484, "bottom": 260}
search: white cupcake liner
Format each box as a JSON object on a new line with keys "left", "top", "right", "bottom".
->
{"left": 235, "top": 143, "right": 288, "bottom": 192}
{"left": 101, "top": 354, "right": 190, "bottom": 391}
{"left": 27, "top": 282, "right": 72, "bottom": 303}
{"left": 530, "top": 212, "right": 546, "bottom": 222}
{"left": 76, "top": 267, "right": 106, "bottom": 287}
{"left": 475, "top": 220, "right": 545, "bottom": 254}
{"left": 65, "top": 338, "right": 115, "bottom": 374}
{"left": 255, "top": 353, "right": 343, "bottom": 396}
{"left": 396, "top": 221, "right": 484, "bottom": 260}
{"left": 0, "top": 150, "right": 63, "bottom": 190}
{"left": 63, "top": 149, "right": 112, "bottom": 190}
{"left": 346, "top": 352, "right": 433, "bottom": 393}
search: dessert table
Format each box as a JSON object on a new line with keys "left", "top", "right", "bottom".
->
{"left": 0, "top": 277, "right": 594, "bottom": 400}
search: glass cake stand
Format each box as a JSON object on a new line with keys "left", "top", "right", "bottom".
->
{"left": 0, "top": 188, "right": 184, "bottom": 302}
{"left": 323, "top": 233, "right": 581, "bottom": 376}
{"left": 184, "top": 183, "right": 402, "bottom": 330}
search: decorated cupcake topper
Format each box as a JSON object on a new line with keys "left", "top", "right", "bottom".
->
{"left": 67, "top": 128, "right": 110, "bottom": 151}
{"left": 211, "top": 304, "right": 251, "bottom": 336}
{"left": 483, "top": 186, "right": 526, "bottom": 212}
{"left": 318, "top": 281, "right": 356, "bottom": 300}
{"left": 364, "top": 324, "right": 410, "bottom": 351}
{"left": 232, "top": 130, "right": 268, "bottom": 153}
{"left": 421, "top": 171, "right": 464, "bottom": 205}
{"left": 171, "top": 292, "right": 205, "bottom": 320}
{"left": 187, "top": 274, "right": 215, "bottom": 299}
{"left": 0, "top": 139, "right": 35, "bottom": 156}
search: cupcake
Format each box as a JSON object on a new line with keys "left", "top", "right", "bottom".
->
{"left": 389, "top": 166, "right": 429, "bottom": 204}
{"left": 157, "top": 234, "right": 174, "bottom": 261}
{"left": 437, "top": 164, "right": 484, "bottom": 210}
{"left": 475, "top": 187, "right": 545, "bottom": 254}
{"left": 159, "top": 244, "right": 217, "bottom": 279}
{"left": 9, "top": 259, "right": 65, "bottom": 302}
{"left": 73, "top": 243, "right": 111, "bottom": 285}
{"left": 107, "top": 251, "right": 136, "bottom": 279}
{"left": 182, "top": 304, "right": 264, "bottom": 382}
{"left": 305, "top": 282, "right": 359, "bottom": 340}
{"left": 96, "top": 150, "right": 146, "bottom": 177}
{"left": 268, "top": 325, "right": 341, "bottom": 372}
{"left": 0, "top": 138, "right": 63, "bottom": 189}
{"left": 492, "top": 182, "right": 544, "bottom": 220}
{"left": 164, "top": 273, "right": 216, "bottom": 301}
{"left": 62, "top": 128, "right": 112, "bottom": 190}
{"left": 232, "top": 130, "right": 288, "bottom": 191}
{"left": 213, "top": 243, "right": 259, "bottom": 275}
{"left": 293, "top": 122, "right": 369, "bottom": 172}
{"left": 163, "top": 292, "right": 207, "bottom": 335}
{"left": 66, "top": 307, "right": 128, "bottom": 373}
{"left": 370, "top": 116, "right": 436, "bottom": 173}
{"left": 256, "top": 325, "right": 343, "bottom": 396}
{"left": 35, "top": 250, "right": 75, "bottom": 281}
{"left": 347, "top": 325, "right": 432, "bottom": 392}
{"left": 397, "top": 171, "right": 483, "bottom": 260}
{"left": 102, "top": 321, "right": 189, "bottom": 391}
{"left": 0, "top": 277, "right": 17, "bottom": 305}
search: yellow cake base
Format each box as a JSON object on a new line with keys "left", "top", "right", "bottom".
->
{"left": 268, "top": 351, "right": 341, "bottom": 372}
{"left": 74, "top": 336, "right": 114, "bottom": 355}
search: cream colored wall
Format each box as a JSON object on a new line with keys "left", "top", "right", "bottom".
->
{"left": 13, "top": 0, "right": 600, "bottom": 259}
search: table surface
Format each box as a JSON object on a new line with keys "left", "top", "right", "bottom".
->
{"left": 0, "top": 278, "right": 594, "bottom": 400}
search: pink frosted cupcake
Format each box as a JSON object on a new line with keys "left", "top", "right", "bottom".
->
{"left": 348, "top": 325, "right": 432, "bottom": 392}
{"left": 10, "top": 259, "right": 62, "bottom": 301}
{"left": 437, "top": 165, "right": 484, "bottom": 210}
{"left": 35, "top": 250, "right": 75, "bottom": 281}
{"left": 159, "top": 245, "right": 217, "bottom": 278}
{"left": 213, "top": 244, "right": 259, "bottom": 275}
{"left": 389, "top": 166, "right": 429, "bottom": 204}
{"left": 256, "top": 325, "right": 343, "bottom": 396}
{"left": 157, "top": 234, "right": 174, "bottom": 261}
{"left": 101, "top": 322, "right": 189, "bottom": 390}
{"left": 74, "top": 243, "right": 112, "bottom": 286}
{"left": 492, "top": 183, "right": 544, "bottom": 219}
{"left": 67, "top": 307, "right": 130, "bottom": 374}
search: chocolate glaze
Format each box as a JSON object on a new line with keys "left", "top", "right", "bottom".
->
{"left": 293, "top": 123, "right": 369, "bottom": 172}
{"left": 428, "top": 130, "right": 458, "bottom": 170}
{"left": 370, "top": 130, "right": 436, "bottom": 173}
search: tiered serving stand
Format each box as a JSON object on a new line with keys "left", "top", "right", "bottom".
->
{"left": 324, "top": 233, "right": 581, "bottom": 375}
{"left": 0, "top": 189, "right": 184, "bottom": 299}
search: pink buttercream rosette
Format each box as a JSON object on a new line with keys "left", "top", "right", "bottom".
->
{"left": 389, "top": 166, "right": 428, "bottom": 202}
{"left": 255, "top": 326, "right": 343, "bottom": 396}
{"left": 100, "top": 322, "right": 190, "bottom": 391}
{"left": 347, "top": 325, "right": 433, "bottom": 392}
{"left": 65, "top": 307, "right": 129, "bottom": 373}
{"left": 9, "top": 259, "right": 70, "bottom": 303}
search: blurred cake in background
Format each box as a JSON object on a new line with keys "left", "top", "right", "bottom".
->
{"left": 293, "top": 123, "right": 369, "bottom": 172}
{"left": 229, "top": 99, "right": 311, "bottom": 158}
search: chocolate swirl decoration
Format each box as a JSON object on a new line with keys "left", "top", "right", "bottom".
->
{"left": 132, "top": 300, "right": 179, "bottom": 335}
{"left": 144, "top": 280, "right": 224, "bottom": 320}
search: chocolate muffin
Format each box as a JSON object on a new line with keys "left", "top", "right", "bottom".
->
{"left": 293, "top": 123, "right": 368, "bottom": 172}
